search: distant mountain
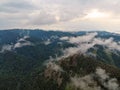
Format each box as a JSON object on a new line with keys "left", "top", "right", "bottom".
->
{"left": 0, "top": 29, "right": 120, "bottom": 90}
{"left": 0, "top": 29, "right": 75, "bottom": 75}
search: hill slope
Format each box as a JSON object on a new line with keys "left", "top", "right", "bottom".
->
{"left": 26, "top": 54, "right": 120, "bottom": 90}
{"left": 0, "top": 29, "right": 120, "bottom": 90}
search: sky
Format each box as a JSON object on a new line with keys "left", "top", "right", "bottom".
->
{"left": 0, "top": 0, "right": 120, "bottom": 33}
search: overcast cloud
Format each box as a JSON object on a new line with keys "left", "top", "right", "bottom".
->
{"left": 0, "top": 0, "right": 120, "bottom": 33}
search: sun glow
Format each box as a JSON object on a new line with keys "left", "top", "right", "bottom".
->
{"left": 85, "top": 9, "right": 110, "bottom": 19}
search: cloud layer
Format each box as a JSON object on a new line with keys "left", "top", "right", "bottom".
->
{"left": 61, "top": 32, "right": 120, "bottom": 56}
{"left": 70, "top": 68, "right": 120, "bottom": 90}
{"left": 0, "top": 0, "right": 120, "bottom": 32}
{"left": 0, "top": 35, "right": 34, "bottom": 53}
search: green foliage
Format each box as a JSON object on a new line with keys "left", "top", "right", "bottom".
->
{"left": 0, "top": 30, "right": 120, "bottom": 90}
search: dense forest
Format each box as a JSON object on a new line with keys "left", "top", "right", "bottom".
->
{"left": 0, "top": 29, "right": 120, "bottom": 90}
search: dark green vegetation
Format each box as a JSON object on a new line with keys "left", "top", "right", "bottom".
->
{"left": 0, "top": 29, "right": 120, "bottom": 90}
{"left": 87, "top": 44, "right": 120, "bottom": 68}
{"left": 5, "top": 54, "right": 119, "bottom": 90}
{"left": 57, "top": 54, "right": 120, "bottom": 90}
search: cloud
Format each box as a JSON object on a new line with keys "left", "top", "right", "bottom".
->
{"left": 93, "top": 38, "right": 120, "bottom": 51}
{"left": 44, "top": 39, "right": 51, "bottom": 45}
{"left": 71, "top": 75, "right": 101, "bottom": 90}
{"left": 0, "top": 35, "right": 35, "bottom": 52}
{"left": 0, "top": 44, "right": 13, "bottom": 53}
{"left": 70, "top": 68, "right": 120, "bottom": 90}
{"left": 26, "top": 10, "right": 58, "bottom": 26}
{"left": 60, "top": 36, "right": 69, "bottom": 41}
{"left": 68, "top": 32, "right": 98, "bottom": 44}
{"left": 61, "top": 33, "right": 97, "bottom": 56}
{"left": 96, "top": 68, "right": 120, "bottom": 90}
{"left": 0, "top": 0, "right": 120, "bottom": 32}
{"left": 60, "top": 32, "right": 120, "bottom": 56}
{"left": 14, "top": 41, "right": 32, "bottom": 48}
{"left": 45, "top": 61, "right": 63, "bottom": 72}
{"left": 96, "top": 67, "right": 109, "bottom": 80}
{"left": 63, "top": 44, "right": 95, "bottom": 57}
{"left": 14, "top": 36, "right": 34, "bottom": 48}
{"left": 44, "top": 55, "right": 64, "bottom": 72}
{"left": 0, "top": 0, "right": 34, "bottom": 13}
